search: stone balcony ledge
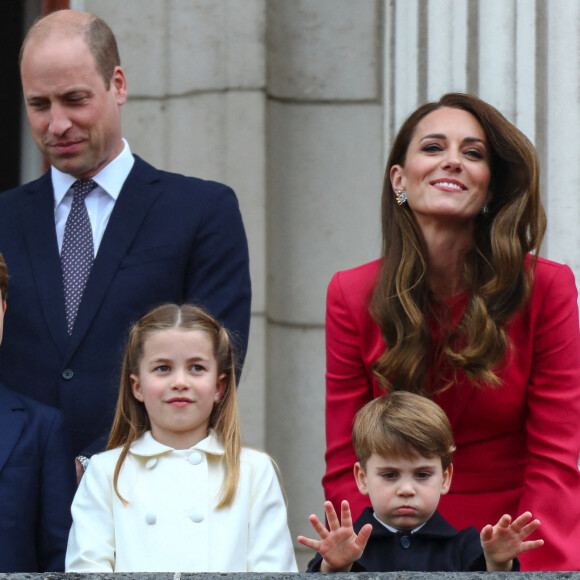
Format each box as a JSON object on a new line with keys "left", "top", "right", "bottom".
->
{"left": 4, "top": 572, "right": 579, "bottom": 580}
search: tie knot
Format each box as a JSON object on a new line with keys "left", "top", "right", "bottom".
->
{"left": 73, "top": 179, "right": 98, "bottom": 201}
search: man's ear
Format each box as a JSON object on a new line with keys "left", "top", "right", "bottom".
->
{"left": 441, "top": 463, "right": 453, "bottom": 495}
{"left": 130, "top": 374, "right": 144, "bottom": 402}
{"left": 354, "top": 462, "right": 369, "bottom": 495}
{"left": 111, "top": 65, "right": 128, "bottom": 105}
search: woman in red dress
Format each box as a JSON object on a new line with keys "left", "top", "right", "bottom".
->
{"left": 323, "top": 93, "right": 580, "bottom": 571}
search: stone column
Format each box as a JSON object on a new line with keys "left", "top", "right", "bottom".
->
{"left": 544, "top": 0, "right": 580, "bottom": 272}
{"left": 266, "top": 0, "right": 384, "bottom": 566}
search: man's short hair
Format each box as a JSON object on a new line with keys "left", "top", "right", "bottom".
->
{"left": 352, "top": 392, "right": 455, "bottom": 470}
{"left": 0, "top": 252, "right": 8, "bottom": 301}
{"left": 20, "top": 11, "right": 120, "bottom": 89}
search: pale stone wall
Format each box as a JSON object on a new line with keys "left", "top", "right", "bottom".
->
{"left": 266, "top": 0, "right": 383, "bottom": 567}
{"left": 79, "top": 0, "right": 269, "bottom": 451}
{"left": 67, "top": 0, "right": 580, "bottom": 570}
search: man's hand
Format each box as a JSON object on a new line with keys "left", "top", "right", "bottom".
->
{"left": 297, "top": 500, "right": 372, "bottom": 572}
{"left": 481, "top": 511, "right": 544, "bottom": 571}
{"left": 75, "top": 459, "right": 84, "bottom": 485}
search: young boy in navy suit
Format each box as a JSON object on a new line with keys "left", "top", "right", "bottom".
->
{"left": 299, "top": 392, "right": 544, "bottom": 572}
{"left": 0, "top": 252, "right": 76, "bottom": 572}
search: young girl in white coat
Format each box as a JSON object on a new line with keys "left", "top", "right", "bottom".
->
{"left": 66, "top": 304, "right": 298, "bottom": 573}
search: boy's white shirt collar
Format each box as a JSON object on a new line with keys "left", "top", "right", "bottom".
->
{"left": 128, "top": 429, "right": 225, "bottom": 458}
{"left": 51, "top": 138, "right": 134, "bottom": 204}
{"left": 373, "top": 512, "right": 427, "bottom": 534}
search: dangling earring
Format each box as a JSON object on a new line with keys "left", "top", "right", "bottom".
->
{"left": 480, "top": 203, "right": 488, "bottom": 215}
{"left": 396, "top": 191, "right": 407, "bottom": 205}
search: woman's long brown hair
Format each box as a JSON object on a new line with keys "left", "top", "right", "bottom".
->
{"left": 107, "top": 304, "right": 241, "bottom": 509}
{"left": 370, "top": 93, "right": 546, "bottom": 394}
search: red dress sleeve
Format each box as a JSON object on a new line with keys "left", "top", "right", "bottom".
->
{"left": 515, "top": 262, "right": 580, "bottom": 570}
{"left": 323, "top": 265, "right": 382, "bottom": 519}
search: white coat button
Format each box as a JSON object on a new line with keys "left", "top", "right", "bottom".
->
{"left": 188, "top": 451, "right": 203, "bottom": 465}
{"left": 189, "top": 512, "right": 204, "bottom": 523}
{"left": 145, "top": 513, "right": 157, "bottom": 525}
{"left": 145, "top": 458, "right": 158, "bottom": 469}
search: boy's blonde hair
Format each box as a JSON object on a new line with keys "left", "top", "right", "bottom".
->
{"left": 108, "top": 303, "right": 241, "bottom": 509}
{"left": 353, "top": 392, "right": 455, "bottom": 469}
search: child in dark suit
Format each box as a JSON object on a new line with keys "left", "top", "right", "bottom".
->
{"left": 299, "top": 392, "right": 544, "bottom": 572}
{"left": 0, "top": 252, "right": 76, "bottom": 571}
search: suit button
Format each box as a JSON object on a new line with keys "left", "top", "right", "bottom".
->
{"left": 400, "top": 535, "right": 411, "bottom": 549}
{"left": 62, "top": 369, "right": 74, "bottom": 380}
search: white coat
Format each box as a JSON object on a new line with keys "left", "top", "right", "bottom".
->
{"left": 65, "top": 431, "right": 298, "bottom": 572}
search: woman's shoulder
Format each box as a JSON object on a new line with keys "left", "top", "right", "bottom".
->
{"left": 527, "top": 254, "right": 577, "bottom": 291}
{"left": 523, "top": 255, "right": 578, "bottom": 318}
{"left": 330, "top": 259, "right": 381, "bottom": 286}
{"left": 327, "top": 259, "right": 381, "bottom": 307}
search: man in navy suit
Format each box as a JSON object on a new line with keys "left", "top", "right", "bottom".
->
{"left": 0, "top": 252, "right": 76, "bottom": 571}
{"left": 0, "top": 10, "right": 251, "bottom": 480}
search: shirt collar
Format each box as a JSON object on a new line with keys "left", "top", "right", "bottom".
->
{"left": 128, "top": 430, "right": 226, "bottom": 458}
{"left": 373, "top": 512, "right": 427, "bottom": 534}
{"left": 52, "top": 139, "right": 134, "bottom": 207}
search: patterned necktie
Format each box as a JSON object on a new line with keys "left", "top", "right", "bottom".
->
{"left": 61, "top": 179, "right": 97, "bottom": 334}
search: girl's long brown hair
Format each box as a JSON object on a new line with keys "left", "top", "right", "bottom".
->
{"left": 107, "top": 304, "right": 241, "bottom": 509}
{"left": 370, "top": 93, "right": 546, "bottom": 394}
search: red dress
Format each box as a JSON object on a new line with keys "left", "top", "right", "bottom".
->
{"left": 324, "top": 256, "right": 580, "bottom": 571}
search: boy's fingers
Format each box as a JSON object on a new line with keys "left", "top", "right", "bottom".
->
{"left": 309, "top": 514, "right": 328, "bottom": 538}
{"left": 324, "top": 501, "right": 340, "bottom": 530}
{"left": 340, "top": 500, "right": 353, "bottom": 527}
{"left": 520, "top": 519, "right": 541, "bottom": 538}
{"left": 357, "top": 523, "right": 373, "bottom": 548}
{"left": 510, "top": 511, "right": 532, "bottom": 530}
{"left": 480, "top": 524, "right": 493, "bottom": 541}
{"left": 520, "top": 539, "right": 544, "bottom": 553}
{"left": 297, "top": 535, "right": 320, "bottom": 550}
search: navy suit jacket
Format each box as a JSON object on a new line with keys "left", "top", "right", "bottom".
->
{"left": 307, "top": 508, "right": 501, "bottom": 572}
{"left": 0, "top": 156, "right": 251, "bottom": 456}
{"left": 0, "top": 384, "right": 75, "bottom": 572}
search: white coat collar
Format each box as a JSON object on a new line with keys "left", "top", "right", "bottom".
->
{"left": 129, "top": 430, "right": 226, "bottom": 458}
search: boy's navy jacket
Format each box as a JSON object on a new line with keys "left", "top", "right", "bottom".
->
{"left": 307, "top": 507, "right": 521, "bottom": 572}
{"left": 0, "top": 384, "right": 76, "bottom": 572}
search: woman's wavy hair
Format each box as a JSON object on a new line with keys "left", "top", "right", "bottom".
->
{"left": 107, "top": 303, "right": 241, "bottom": 509}
{"left": 370, "top": 93, "right": 546, "bottom": 394}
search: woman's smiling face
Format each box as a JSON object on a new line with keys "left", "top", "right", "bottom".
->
{"left": 390, "top": 107, "right": 491, "bottom": 229}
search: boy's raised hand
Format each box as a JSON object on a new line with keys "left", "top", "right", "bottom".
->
{"left": 297, "top": 500, "right": 372, "bottom": 572}
{"left": 480, "top": 511, "right": 544, "bottom": 571}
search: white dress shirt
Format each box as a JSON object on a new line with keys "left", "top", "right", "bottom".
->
{"left": 374, "top": 512, "right": 426, "bottom": 534}
{"left": 53, "top": 140, "right": 135, "bottom": 256}
{"left": 66, "top": 431, "right": 298, "bottom": 572}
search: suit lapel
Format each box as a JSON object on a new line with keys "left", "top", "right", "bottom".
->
{"left": 0, "top": 387, "right": 26, "bottom": 473}
{"left": 65, "top": 157, "right": 162, "bottom": 357}
{"left": 20, "top": 173, "right": 69, "bottom": 356}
